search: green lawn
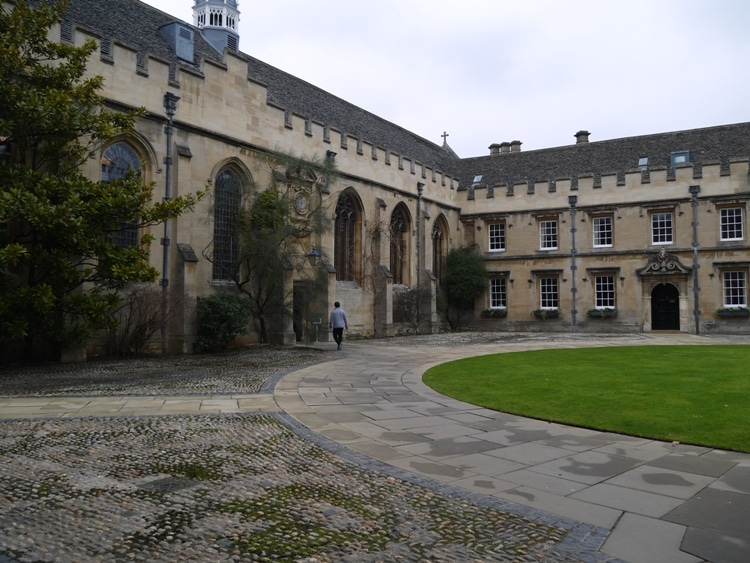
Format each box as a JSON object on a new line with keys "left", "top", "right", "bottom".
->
{"left": 423, "top": 345, "right": 750, "bottom": 452}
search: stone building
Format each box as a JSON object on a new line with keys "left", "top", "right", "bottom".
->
{"left": 455, "top": 125, "right": 750, "bottom": 336}
{"left": 26, "top": 0, "right": 750, "bottom": 355}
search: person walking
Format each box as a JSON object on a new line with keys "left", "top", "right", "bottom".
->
{"left": 329, "top": 302, "right": 348, "bottom": 350}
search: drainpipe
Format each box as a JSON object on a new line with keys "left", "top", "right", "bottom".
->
{"left": 416, "top": 182, "right": 424, "bottom": 333}
{"left": 689, "top": 185, "right": 701, "bottom": 334}
{"left": 568, "top": 195, "right": 578, "bottom": 333}
{"left": 161, "top": 92, "right": 180, "bottom": 353}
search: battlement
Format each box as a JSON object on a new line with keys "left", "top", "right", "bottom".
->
{"left": 462, "top": 159, "right": 750, "bottom": 213}
{"left": 56, "top": 15, "right": 459, "bottom": 201}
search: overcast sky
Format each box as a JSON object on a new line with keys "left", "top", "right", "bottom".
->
{"left": 142, "top": 0, "right": 750, "bottom": 158}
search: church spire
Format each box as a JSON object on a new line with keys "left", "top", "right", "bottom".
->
{"left": 193, "top": 1, "right": 240, "bottom": 53}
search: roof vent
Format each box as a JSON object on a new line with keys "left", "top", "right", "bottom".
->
{"left": 160, "top": 22, "right": 194, "bottom": 62}
{"left": 575, "top": 130, "right": 590, "bottom": 144}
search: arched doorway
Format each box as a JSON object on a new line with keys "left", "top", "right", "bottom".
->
{"left": 651, "top": 283, "right": 680, "bottom": 330}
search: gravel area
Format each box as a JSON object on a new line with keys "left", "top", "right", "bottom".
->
{"left": 0, "top": 332, "right": 662, "bottom": 562}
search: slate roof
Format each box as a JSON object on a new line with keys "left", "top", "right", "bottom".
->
{"left": 40, "top": 0, "right": 224, "bottom": 71}
{"left": 36, "top": 1, "right": 750, "bottom": 190}
{"left": 45, "top": 0, "right": 456, "bottom": 174}
{"left": 451, "top": 122, "right": 750, "bottom": 190}
{"left": 244, "top": 56, "right": 456, "bottom": 172}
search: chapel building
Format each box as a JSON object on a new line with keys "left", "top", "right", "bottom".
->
{"left": 23, "top": 0, "right": 750, "bottom": 356}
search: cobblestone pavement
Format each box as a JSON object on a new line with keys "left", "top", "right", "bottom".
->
{"left": 0, "top": 332, "right": 739, "bottom": 562}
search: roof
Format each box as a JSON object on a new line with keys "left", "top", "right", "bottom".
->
{"left": 33, "top": 1, "right": 750, "bottom": 188}
{"left": 451, "top": 122, "right": 750, "bottom": 189}
{"left": 44, "top": 0, "right": 456, "bottom": 173}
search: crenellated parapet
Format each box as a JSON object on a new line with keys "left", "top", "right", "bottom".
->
{"left": 463, "top": 159, "right": 750, "bottom": 210}
{"left": 54, "top": 11, "right": 459, "bottom": 202}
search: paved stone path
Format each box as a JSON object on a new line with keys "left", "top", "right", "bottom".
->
{"left": 273, "top": 334, "right": 750, "bottom": 563}
{"left": 1, "top": 333, "right": 748, "bottom": 562}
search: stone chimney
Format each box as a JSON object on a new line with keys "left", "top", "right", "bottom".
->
{"left": 500, "top": 142, "right": 511, "bottom": 155}
{"left": 510, "top": 140, "right": 522, "bottom": 153}
{"left": 489, "top": 143, "right": 501, "bottom": 156}
{"left": 575, "top": 130, "right": 590, "bottom": 144}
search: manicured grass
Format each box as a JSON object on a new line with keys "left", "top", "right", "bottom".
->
{"left": 423, "top": 345, "right": 750, "bottom": 452}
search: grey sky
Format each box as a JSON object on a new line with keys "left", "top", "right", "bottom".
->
{"left": 142, "top": 0, "right": 750, "bottom": 158}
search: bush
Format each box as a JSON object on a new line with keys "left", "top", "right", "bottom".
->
{"left": 442, "top": 245, "right": 486, "bottom": 330}
{"left": 106, "top": 284, "right": 183, "bottom": 356}
{"left": 393, "top": 284, "right": 431, "bottom": 332}
{"left": 194, "top": 293, "right": 249, "bottom": 353}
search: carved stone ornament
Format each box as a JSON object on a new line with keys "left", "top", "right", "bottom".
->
{"left": 636, "top": 247, "right": 692, "bottom": 276}
{"left": 292, "top": 184, "right": 311, "bottom": 216}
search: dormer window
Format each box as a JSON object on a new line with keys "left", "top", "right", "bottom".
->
{"left": 670, "top": 150, "right": 690, "bottom": 172}
{"left": 159, "top": 22, "right": 194, "bottom": 62}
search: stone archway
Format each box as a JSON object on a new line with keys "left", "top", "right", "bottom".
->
{"left": 637, "top": 248, "right": 693, "bottom": 332}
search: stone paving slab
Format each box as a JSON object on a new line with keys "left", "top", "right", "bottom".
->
{"left": 277, "top": 334, "right": 750, "bottom": 563}
{"left": 2, "top": 332, "right": 749, "bottom": 562}
{"left": 601, "top": 513, "right": 703, "bottom": 563}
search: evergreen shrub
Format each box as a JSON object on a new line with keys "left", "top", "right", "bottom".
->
{"left": 195, "top": 293, "right": 249, "bottom": 353}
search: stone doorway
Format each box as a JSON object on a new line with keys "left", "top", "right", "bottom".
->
{"left": 651, "top": 283, "right": 680, "bottom": 330}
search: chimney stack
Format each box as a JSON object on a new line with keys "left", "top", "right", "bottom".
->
{"left": 575, "top": 130, "right": 590, "bottom": 144}
{"left": 510, "top": 140, "right": 522, "bottom": 153}
{"left": 489, "top": 143, "right": 500, "bottom": 156}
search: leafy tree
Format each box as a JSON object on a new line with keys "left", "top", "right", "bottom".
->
{"left": 204, "top": 152, "right": 336, "bottom": 343}
{"left": 441, "top": 245, "right": 486, "bottom": 329}
{"left": 0, "top": 1, "right": 203, "bottom": 361}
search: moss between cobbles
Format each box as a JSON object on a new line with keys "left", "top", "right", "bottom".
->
{"left": 218, "top": 483, "right": 394, "bottom": 557}
{"left": 0, "top": 414, "right": 580, "bottom": 561}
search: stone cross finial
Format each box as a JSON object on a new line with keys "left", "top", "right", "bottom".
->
{"left": 441, "top": 131, "right": 449, "bottom": 144}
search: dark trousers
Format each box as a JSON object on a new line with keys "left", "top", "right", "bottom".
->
{"left": 332, "top": 327, "right": 343, "bottom": 345}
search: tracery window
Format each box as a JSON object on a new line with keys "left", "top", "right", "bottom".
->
{"left": 213, "top": 169, "right": 242, "bottom": 280}
{"left": 432, "top": 220, "right": 446, "bottom": 284}
{"left": 334, "top": 194, "right": 358, "bottom": 282}
{"left": 209, "top": 9, "right": 223, "bottom": 26}
{"left": 101, "top": 142, "right": 141, "bottom": 247}
{"left": 390, "top": 206, "right": 409, "bottom": 285}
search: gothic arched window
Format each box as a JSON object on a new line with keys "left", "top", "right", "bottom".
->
{"left": 432, "top": 218, "right": 447, "bottom": 285}
{"left": 334, "top": 193, "right": 359, "bottom": 282}
{"left": 101, "top": 142, "right": 141, "bottom": 247}
{"left": 390, "top": 205, "right": 410, "bottom": 285}
{"left": 213, "top": 169, "right": 242, "bottom": 280}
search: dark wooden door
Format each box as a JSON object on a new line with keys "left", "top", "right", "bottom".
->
{"left": 652, "top": 283, "right": 680, "bottom": 330}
